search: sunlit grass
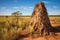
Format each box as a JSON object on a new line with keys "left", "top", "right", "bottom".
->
{"left": 0, "top": 16, "right": 60, "bottom": 40}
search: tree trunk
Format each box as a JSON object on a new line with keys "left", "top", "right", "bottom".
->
{"left": 28, "top": 2, "right": 52, "bottom": 36}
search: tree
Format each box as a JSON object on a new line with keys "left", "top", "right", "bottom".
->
{"left": 11, "top": 11, "right": 22, "bottom": 16}
{"left": 10, "top": 11, "right": 22, "bottom": 28}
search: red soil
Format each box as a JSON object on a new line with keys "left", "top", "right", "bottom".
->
{"left": 19, "top": 30, "right": 60, "bottom": 40}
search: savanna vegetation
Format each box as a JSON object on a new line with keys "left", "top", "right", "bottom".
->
{"left": 0, "top": 11, "right": 60, "bottom": 40}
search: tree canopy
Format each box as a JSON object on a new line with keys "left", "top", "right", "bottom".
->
{"left": 11, "top": 11, "right": 22, "bottom": 16}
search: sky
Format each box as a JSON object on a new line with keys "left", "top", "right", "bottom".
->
{"left": 0, "top": 0, "right": 60, "bottom": 15}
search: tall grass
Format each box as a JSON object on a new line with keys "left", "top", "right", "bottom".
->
{"left": 0, "top": 17, "right": 30, "bottom": 40}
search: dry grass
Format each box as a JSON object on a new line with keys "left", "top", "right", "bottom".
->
{"left": 0, "top": 16, "right": 60, "bottom": 26}
{"left": 0, "top": 15, "right": 60, "bottom": 40}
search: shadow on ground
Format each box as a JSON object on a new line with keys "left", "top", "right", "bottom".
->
{"left": 15, "top": 34, "right": 29, "bottom": 40}
{"left": 51, "top": 26, "right": 60, "bottom": 32}
{"left": 15, "top": 26, "right": 60, "bottom": 40}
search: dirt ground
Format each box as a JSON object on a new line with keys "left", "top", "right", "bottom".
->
{"left": 18, "top": 32, "right": 60, "bottom": 40}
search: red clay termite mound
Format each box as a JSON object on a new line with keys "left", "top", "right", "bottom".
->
{"left": 29, "top": 2, "right": 54, "bottom": 37}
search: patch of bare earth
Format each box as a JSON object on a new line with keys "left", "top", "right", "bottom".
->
{"left": 18, "top": 32, "right": 60, "bottom": 40}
